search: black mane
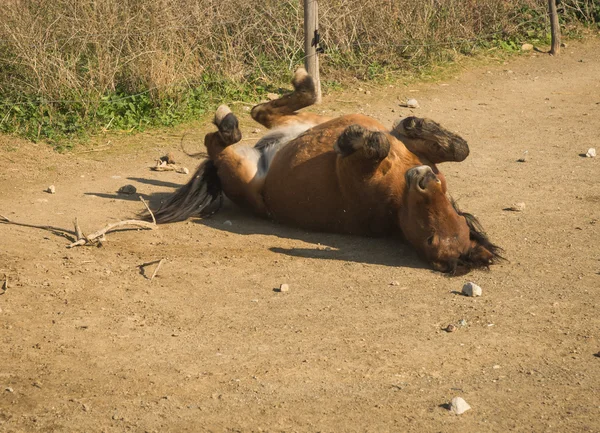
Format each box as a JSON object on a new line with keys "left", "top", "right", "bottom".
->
{"left": 449, "top": 199, "right": 504, "bottom": 276}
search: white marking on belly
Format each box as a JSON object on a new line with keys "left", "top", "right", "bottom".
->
{"left": 234, "top": 123, "right": 313, "bottom": 179}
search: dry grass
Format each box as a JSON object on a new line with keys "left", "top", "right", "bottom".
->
{"left": 0, "top": 0, "right": 597, "bottom": 142}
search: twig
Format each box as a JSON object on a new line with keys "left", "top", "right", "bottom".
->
{"left": 138, "top": 259, "right": 166, "bottom": 281}
{"left": 73, "top": 218, "right": 84, "bottom": 240}
{"left": 150, "top": 259, "right": 165, "bottom": 282}
{"left": 139, "top": 196, "right": 156, "bottom": 225}
{"left": 1, "top": 214, "right": 75, "bottom": 240}
{"left": 67, "top": 220, "right": 157, "bottom": 248}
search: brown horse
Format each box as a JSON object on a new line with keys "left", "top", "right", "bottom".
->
{"left": 151, "top": 69, "right": 502, "bottom": 275}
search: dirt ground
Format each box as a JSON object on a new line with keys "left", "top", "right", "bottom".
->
{"left": 1, "top": 39, "right": 599, "bottom": 433}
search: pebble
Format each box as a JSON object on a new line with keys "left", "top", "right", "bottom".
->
{"left": 82, "top": 403, "right": 90, "bottom": 412}
{"left": 5, "top": 387, "right": 13, "bottom": 393}
{"left": 223, "top": 220, "right": 232, "bottom": 226}
{"left": 504, "top": 202, "right": 526, "bottom": 212}
{"left": 517, "top": 150, "right": 528, "bottom": 162}
{"left": 458, "top": 319, "right": 467, "bottom": 327}
{"left": 277, "top": 283, "right": 290, "bottom": 293}
{"left": 521, "top": 43, "right": 534, "bottom": 51}
{"left": 46, "top": 185, "right": 56, "bottom": 194}
{"left": 406, "top": 98, "right": 419, "bottom": 108}
{"left": 118, "top": 184, "right": 137, "bottom": 195}
{"left": 252, "top": 128, "right": 261, "bottom": 134}
{"left": 450, "top": 397, "right": 471, "bottom": 415}
{"left": 389, "top": 281, "right": 400, "bottom": 286}
{"left": 586, "top": 148, "right": 596, "bottom": 158}
{"left": 445, "top": 324, "right": 457, "bottom": 333}
{"left": 462, "top": 282, "right": 482, "bottom": 297}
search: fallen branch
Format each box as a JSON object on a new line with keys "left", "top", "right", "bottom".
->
{"left": 67, "top": 220, "right": 156, "bottom": 248}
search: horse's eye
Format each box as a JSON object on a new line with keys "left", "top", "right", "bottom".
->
{"left": 427, "top": 235, "right": 435, "bottom": 246}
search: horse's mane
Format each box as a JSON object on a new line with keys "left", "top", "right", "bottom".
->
{"left": 449, "top": 199, "right": 504, "bottom": 276}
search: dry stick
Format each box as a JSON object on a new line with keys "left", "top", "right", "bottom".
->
{"left": 67, "top": 220, "right": 157, "bottom": 248}
{"left": 139, "top": 196, "right": 156, "bottom": 225}
{"left": 150, "top": 259, "right": 165, "bottom": 282}
{"left": 138, "top": 259, "right": 166, "bottom": 281}
{"left": 73, "top": 218, "right": 84, "bottom": 240}
{"left": 1, "top": 214, "right": 75, "bottom": 240}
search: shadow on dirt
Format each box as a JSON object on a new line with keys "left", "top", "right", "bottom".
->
{"left": 86, "top": 177, "right": 430, "bottom": 271}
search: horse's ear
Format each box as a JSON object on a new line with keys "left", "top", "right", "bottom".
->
{"left": 470, "top": 244, "right": 495, "bottom": 266}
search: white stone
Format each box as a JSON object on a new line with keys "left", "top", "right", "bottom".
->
{"left": 46, "top": 185, "right": 56, "bottom": 194}
{"left": 406, "top": 98, "right": 419, "bottom": 108}
{"left": 450, "top": 397, "right": 471, "bottom": 415}
{"left": 278, "top": 283, "right": 290, "bottom": 292}
{"left": 521, "top": 43, "right": 534, "bottom": 51}
{"left": 586, "top": 148, "right": 596, "bottom": 158}
{"left": 462, "top": 282, "right": 482, "bottom": 297}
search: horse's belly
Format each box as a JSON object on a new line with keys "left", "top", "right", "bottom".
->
{"left": 262, "top": 125, "right": 387, "bottom": 235}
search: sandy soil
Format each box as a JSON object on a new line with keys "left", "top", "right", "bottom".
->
{"left": 1, "top": 39, "right": 599, "bottom": 433}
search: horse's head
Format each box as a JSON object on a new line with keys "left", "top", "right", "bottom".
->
{"left": 399, "top": 165, "right": 502, "bottom": 275}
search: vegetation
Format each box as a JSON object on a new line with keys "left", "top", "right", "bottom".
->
{"left": 0, "top": 0, "right": 598, "bottom": 148}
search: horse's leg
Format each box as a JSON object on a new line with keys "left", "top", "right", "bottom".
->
{"left": 392, "top": 117, "right": 470, "bottom": 163}
{"left": 207, "top": 105, "right": 268, "bottom": 216}
{"left": 334, "top": 124, "right": 391, "bottom": 164}
{"left": 251, "top": 68, "right": 330, "bottom": 129}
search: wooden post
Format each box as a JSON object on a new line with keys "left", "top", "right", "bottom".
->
{"left": 548, "top": 0, "right": 561, "bottom": 55}
{"left": 304, "top": 0, "right": 322, "bottom": 103}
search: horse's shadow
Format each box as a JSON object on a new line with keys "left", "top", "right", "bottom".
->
{"left": 86, "top": 176, "right": 430, "bottom": 271}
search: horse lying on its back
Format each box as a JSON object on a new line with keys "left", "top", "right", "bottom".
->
{"left": 151, "top": 69, "right": 502, "bottom": 275}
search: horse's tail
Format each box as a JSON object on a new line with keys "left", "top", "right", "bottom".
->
{"left": 149, "top": 159, "right": 223, "bottom": 224}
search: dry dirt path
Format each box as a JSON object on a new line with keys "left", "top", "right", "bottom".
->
{"left": 1, "top": 39, "right": 599, "bottom": 432}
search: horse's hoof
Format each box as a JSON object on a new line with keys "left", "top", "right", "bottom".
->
{"left": 214, "top": 105, "right": 232, "bottom": 126}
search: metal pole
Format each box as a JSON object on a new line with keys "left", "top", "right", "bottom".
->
{"left": 304, "top": 0, "right": 322, "bottom": 102}
{"left": 548, "top": 0, "right": 561, "bottom": 55}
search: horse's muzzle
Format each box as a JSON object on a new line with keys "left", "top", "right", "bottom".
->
{"left": 407, "top": 165, "right": 439, "bottom": 191}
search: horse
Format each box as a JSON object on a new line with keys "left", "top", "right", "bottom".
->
{"left": 150, "top": 68, "right": 502, "bottom": 275}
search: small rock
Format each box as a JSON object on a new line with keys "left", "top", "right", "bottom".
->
{"left": 82, "top": 403, "right": 90, "bottom": 412}
{"left": 365, "top": 90, "right": 371, "bottom": 95}
{"left": 462, "top": 282, "right": 482, "bottom": 297}
{"left": 504, "top": 202, "right": 526, "bottom": 212}
{"left": 46, "top": 185, "right": 56, "bottom": 194}
{"left": 560, "top": 42, "right": 568, "bottom": 48}
{"left": 458, "top": 319, "right": 467, "bottom": 327}
{"left": 267, "top": 93, "right": 280, "bottom": 101}
{"left": 521, "top": 43, "right": 534, "bottom": 51}
{"left": 406, "top": 98, "right": 419, "bottom": 108}
{"left": 277, "top": 283, "right": 290, "bottom": 292}
{"left": 176, "top": 167, "right": 190, "bottom": 174}
{"left": 252, "top": 128, "right": 261, "bottom": 134}
{"left": 389, "top": 281, "right": 400, "bottom": 286}
{"left": 517, "top": 150, "right": 528, "bottom": 162}
{"left": 586, "top": 148, "right": 596, "bottom": 158}
{"left": 223, "top": 220, "right": 232, "bottom": 226}
{"left": 445, "top": 324, "right": 457, "bottom": 333}
{"left": 450, "top": 397, "right": 471, "bottom": 415}
{"left": 118, "top": 184, "right": 137, "bottom": 195}
{"left": 5, "top": 387, "right": 13, "bottom": 393}
{"left": 32, "top": 381, "right": 42, "bottom": 388}
{"left": 493, "top": 365, "right": 501, "bottom": 369}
